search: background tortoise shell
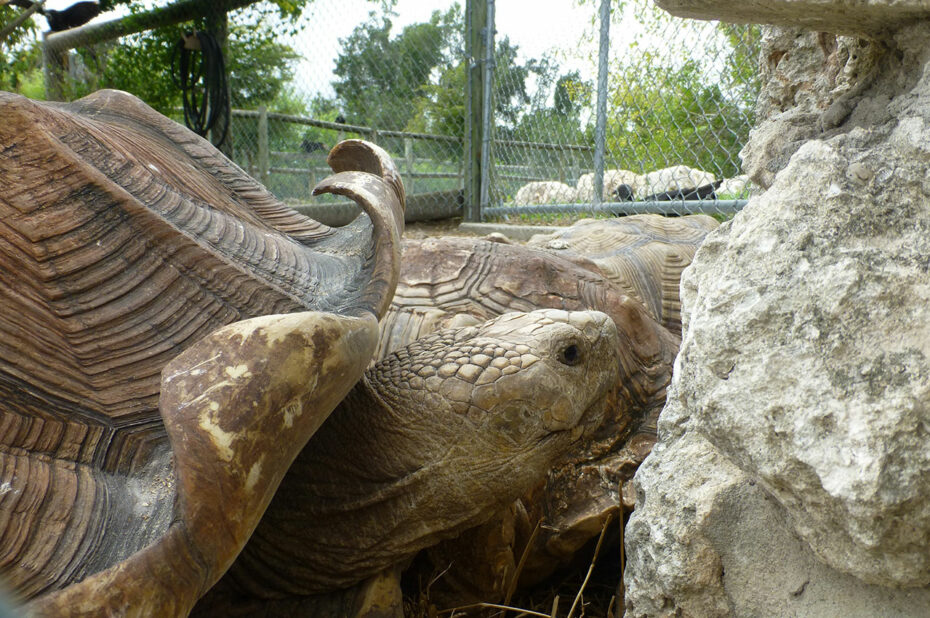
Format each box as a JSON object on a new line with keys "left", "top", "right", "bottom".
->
{"left": 527, "top": 215, "right": 719, "bottom": 335}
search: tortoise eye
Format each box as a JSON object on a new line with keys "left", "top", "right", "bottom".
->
{"left": 558, "top": 344, "right": 581, "bottom": 366}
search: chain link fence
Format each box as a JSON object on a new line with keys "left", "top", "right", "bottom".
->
{"left": 1, "top": 0, "right": 760, "bottom": 221}
{"left": 487, "top": 0, "right": 759, "bottom": 220}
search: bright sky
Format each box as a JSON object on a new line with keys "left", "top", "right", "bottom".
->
{"left": 34, "top": 0, "right": 663, "bottom": 106}
{"left": 286, "top": 0, "right": 602, "bottom": 101}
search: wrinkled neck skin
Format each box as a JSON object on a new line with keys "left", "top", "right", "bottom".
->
{"left": 220, "top": 314, "right": 618, "bottom": 600}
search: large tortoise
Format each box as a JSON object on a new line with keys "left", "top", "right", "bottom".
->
{"left": 528, "top": 215, "right": 720, "bottom": 335}
{"left": 368, "top": 236, "right": 683, "bottom": 603}
{"left": 0, "top": 89, "right": 406, "bottom": 615}
{"left": 195, "top": 307, "right": 622, "bottom": 616}
{"left": 0, "top": 91, "right": 624, "bottom": 616}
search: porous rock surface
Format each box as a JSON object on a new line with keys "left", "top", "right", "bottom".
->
{"left": 625, "top": 13, "right": 930, "bottom": 617}
{"left": 513, "top": 181, "right": 577, "bottom": 205}
{"left": 741, "top": 27, "right": 886, "bottom": 190}
{"left": 655, "top": 0, "right": 930, "bottom": 37}
{"left": 576, "top": 169, "right": 645, "bottom": 201}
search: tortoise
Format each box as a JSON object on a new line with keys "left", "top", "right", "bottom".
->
{"left": 1, "top": 91, "right": 625, "bottom": 616}
{"left": 527, "top": 215, "right": 720, "bottom": 335}
{"left": 0, "top": 89, "right": 406, "bottom": 615}
{"left": 364, "top": 236, "right": 682, "bottom": 604}
{"left": 193, "top": 307, "right": 622, "bottom": 616}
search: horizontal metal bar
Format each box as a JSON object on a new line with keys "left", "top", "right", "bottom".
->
{"left": 266, "top": 167, "right": 461, "bottom": 180}
{"left": 378, "top": 130, "right": 463, "bottom": 143}
{"left": 231, "top": 109, "right": 372, "bottom": 135}
{"left": 494, "top": 139, "right": 594, "bottom": 152}
{"left": 497, "top": 175, "right": 565, "bottom": 183}
{"left": 231, "top": 109, "right": 464, "bottom": 144}
{"left": 270, "top": 151, "right": 328, "bottom": 159}
{"left": 483, "top": 199, "right": 748, "bottom": 217}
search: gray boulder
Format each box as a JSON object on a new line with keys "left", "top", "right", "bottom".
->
{"left": 654, "top": 0, "right": 930, "bottom": 36}
{"left": 625, "top": 13, "right": 930, "bottom": 615}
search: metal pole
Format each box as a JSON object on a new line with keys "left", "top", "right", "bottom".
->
{"left": 257, "top": 105, "right": 269, "bottom": 186}
{"left": 592, "top": 0, "right": 611, "bottom": 205}
{"left": 464, "top": 0, "right": 488, "bottom": 222}
{"left": 478, "top": 0, "right": 495, "bottom": 215}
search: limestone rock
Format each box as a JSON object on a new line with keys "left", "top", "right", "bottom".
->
{"left": 642, "top": 165, "right": 715, "bottom": 196}
{"left": 675, "top": 132, "right": 930, "bottom": 587}
{"left": 625, "top": 427, "right": 930, "bottom": 617}
{"left": 626, "top": 18, "right": 930, "bottom": 612}
{"left": 513, "top": 181, "right": 577, "bottom": 205}
{"left": 654, "top": 0, "right": 930, "bottom": 37}
{"left": 575, "top": 169, "right": 645, "bottom": 201}
{"left": 741, "top": 27, "right": 886, "bottom": 189}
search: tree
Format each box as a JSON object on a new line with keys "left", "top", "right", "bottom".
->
{"left": 594, "top": 0, "right": 761, "bottom": 180}
{"left": 66, "top": 6, "right": 301, "bottom": 113}
{"left": 1, "top": 0, "right": 311, "bottom": 106}
{"left": 332, "top": 6, "right": 460, "bottom": 131}
{"left": 0, "top": 5, "right": 43, "bottom": 96}
{"left": 606, "top": 57, "right": 751, "bottom": 179}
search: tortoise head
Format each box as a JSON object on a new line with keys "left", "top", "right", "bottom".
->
{"left": 373, "top": 308, "right": 620, "bottom": 449}
{"left": 365, "top": 308, "right": 622, "bottom": 503}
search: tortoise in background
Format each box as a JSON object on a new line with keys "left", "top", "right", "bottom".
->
{"left": 369, "top": 236, "right": 682, "bottom": 606}
{"left": 0, "top": 90, "right": 405, "bottom": 615}
{"left": 528, "top": 215, "right": 719, "bottom": 335}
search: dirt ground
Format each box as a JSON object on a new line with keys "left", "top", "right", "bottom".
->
{"left": 404, "top": 218, "right": 482, "bottom": 239}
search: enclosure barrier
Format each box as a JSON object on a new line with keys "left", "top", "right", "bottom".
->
{"left": 26, "top": 0, "right": 758, "bottom": 223}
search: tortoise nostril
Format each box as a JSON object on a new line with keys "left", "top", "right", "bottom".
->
{"left": 558, "top": 344, "right": 581, "bottom": 366}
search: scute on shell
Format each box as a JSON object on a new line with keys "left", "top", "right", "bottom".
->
{"left": 527, "top": 214, "right": 719, "bottom": 335}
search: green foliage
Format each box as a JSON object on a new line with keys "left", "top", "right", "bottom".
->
{"left": 600, "top": 0, "right": 761, "bottom": 178}
{"left": 68, "top": 9, "right": 301, "bottom": 115}
{"left": 606, "top": 59, "right": 746, "bottom": 177}
{"left": 0, "top": 5, "right": 43, "bottom": 96}
{"left": 332, "top": 4, "right": 578, "bottom": 141}
{"left": 332, "top": 5, "right": 461, "bottom": 131}
{"left": 407, "top": 61, "right": 465, "bottom": 136}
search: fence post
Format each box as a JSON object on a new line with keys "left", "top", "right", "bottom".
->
{"left": 42, "top": 31, "right": 66, "bottom": 101}
{"left": 307, "top": 161, "right": 316, "bottom": 198}
{"left": 257, "top": 105, "right": 269, "bottom": 186}
{"left": 464, "top": 0, "right": 489, "bottom": 222}
{"left": 404, "top": 138, "right": 415, "bottom": 195}
{"left": 478, "top": 0, "right": 495, "bottom": 213}
{"left": 592, "top": 0, "right": 611, "bottom": 205}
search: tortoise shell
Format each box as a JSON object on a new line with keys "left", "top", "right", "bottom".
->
{"left": 0, "top": 90, "right": 403, "bottom": 615}
{"left": 527, "top": 214, "right": 719, "bottom": 335}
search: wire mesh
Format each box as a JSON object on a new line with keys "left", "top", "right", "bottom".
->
{"left": 0, "top": 0, "right": 759, "bottom": 221}
{"left": 489, "top": 0, "right": 759, "bottom": 220}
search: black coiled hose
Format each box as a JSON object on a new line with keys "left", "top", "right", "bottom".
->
{"left": 171, "top": 31, "right": 229, "bottom": 148}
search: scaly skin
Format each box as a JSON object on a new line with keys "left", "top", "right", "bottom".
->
{"left": 197, "top": 309, "right": 621, "bottom": 612}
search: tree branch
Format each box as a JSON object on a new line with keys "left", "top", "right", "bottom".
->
{"left": 0, "top": 0, "right": 46, "bottom": 46}
{"left": 43, "top": 0, "right": 255, "bottom": 53}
